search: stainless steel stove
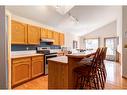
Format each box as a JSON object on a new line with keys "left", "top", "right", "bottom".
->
{"left": 36, "top": 47, "right": 58, "bottom": 75}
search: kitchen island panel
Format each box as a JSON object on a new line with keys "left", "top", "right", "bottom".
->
{"left": 48, "top": 58, "right": 68, "bottom": 89}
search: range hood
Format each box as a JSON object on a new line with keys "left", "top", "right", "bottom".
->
{"left": 40, "top": 38, "right": 54, "bottom": 43}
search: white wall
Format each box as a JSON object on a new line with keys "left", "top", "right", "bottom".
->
{"left": 122, "top": 6, "right": 127, "bottom": 78}
{"left": 0, "top": 6, "right": 8, "bottom": 89}
{"left": 65, "top": 32, "right": 79, "bottom": 50}
{"left": 79, "top": 21, "right": 117, "bottom": 48}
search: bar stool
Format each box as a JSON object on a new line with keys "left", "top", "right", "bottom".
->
{"left": 73, "top": 48, "right": 102, "bottom": 89}
{"left": 97, "top": 47, "right": 107, "bottom": 89}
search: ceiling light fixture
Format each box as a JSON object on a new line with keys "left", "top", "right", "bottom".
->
{"left": 67, "top": 12, "right": 79, "bottom": 24}
{"left": 53, "top": 6, "right": 74, "bottom": 15}
{"left": 53, "top": 6, "right": 79, "bottom": 24}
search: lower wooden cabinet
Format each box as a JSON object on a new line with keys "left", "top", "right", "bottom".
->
{"left": 12, "top": 58, "right": 31, "bottom": 86}
{"left": 11, "top": 55, "right": 44, "bottom": 87}
{"left": 31, "top": 56, "right": 44, "bottom": 78}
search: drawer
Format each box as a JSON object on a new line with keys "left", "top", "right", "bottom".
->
{"left": 12, "top": 57, "right": 31, "bottom": 64}
{"left": 32, "top": 60, "right": 44, "bottom": 63}
{"left": 32, "top": 56, "right": 44, "bottom": 61}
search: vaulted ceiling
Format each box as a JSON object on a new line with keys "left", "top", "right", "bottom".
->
{"left": 6, "top": 6, "right": 121, "bottom": 36}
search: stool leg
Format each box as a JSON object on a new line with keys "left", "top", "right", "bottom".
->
{"left": 80, "top": 76, "right": 85, "bottom": 89}
{"left": 94, "top": 75, "right": 99, "bottom": 89}
{"left": 75, "top": 73, "right": 79, "bottom": 89}
{"left": 97, "top": 70, "right": 102, "bottom": 89}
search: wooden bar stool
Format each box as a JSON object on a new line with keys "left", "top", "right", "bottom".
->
{"left": 73, "top": 47, "right": 107, "bottom": 89}
{"left": 97, "top": 47, "right": 107, "bottom": 89}
{"left": 73, "top": 48, "right": 102, "bottom": 89}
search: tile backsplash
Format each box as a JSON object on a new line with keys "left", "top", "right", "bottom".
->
{"left": 11, "top": 42, "right": 61, "bottom": 51}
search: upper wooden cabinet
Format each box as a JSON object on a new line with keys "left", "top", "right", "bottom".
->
{"left": 11, "top": 20, "right": 27, "bottom": 44}
{"left": 59, "top": 33, "right": 64, "bottom": 46}
{"left": 41, "top": 28, "right": 53, "bottom": 39}
{"left": 47, "top": 29, "right": 53, "bottom": 39}
{"left": 41, "top": 28, "right": 48, "bottom": 38}
{"left": 27, "top": 25, "right": 41, "bottom": 45}
{"left": 53, "top": 31, "right": 59, "bottom": 45}
{"left": 11, "top": 20, "right": 64, "bottom": 46}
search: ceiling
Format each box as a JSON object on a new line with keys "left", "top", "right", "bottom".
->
{"left": 6, "top": 6, "right": 121, "bottom": 36}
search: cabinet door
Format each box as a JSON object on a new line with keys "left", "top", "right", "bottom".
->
{"left": 28, "top": 25, "right": 41, "bottom": 44}
{"left": 59, "top": 33, "right": 64, "bottom": 46}
{"left": 41, "top": 28, "right": 48, "bottom": 38}
{"left": 53, "top": 31, "right": 59, "bottom": 45}
{"left": 11, "top": 20, "right": 27, "bottom": 44}
{"left": 12, "top": 58, "right": 31, "bottom": 86}
{"left": 32, "top": 56, "right": 44, "bottom": 78}
{"left": 47, "top": 30, "right": 53, "bottom": 39}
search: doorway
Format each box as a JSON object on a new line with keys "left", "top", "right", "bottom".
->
{"left": 104, "top": 37, "right": 118, "bottom": 61}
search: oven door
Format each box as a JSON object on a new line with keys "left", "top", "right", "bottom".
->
{"left": 45, "top": 54, "right": 58, "bottom": 75}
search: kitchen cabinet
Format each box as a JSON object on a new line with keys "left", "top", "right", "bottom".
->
{"left": 59, "top": 33, "right": 64, "bottom": 46}
{"left": 31, "top": 56, "right": 44, "bottom": 78}
{"left": 11, "top": 20, "right": 27, "bottom": 44}
{"left": 53, "top": 32, "right": 65, "bottom": 46}
{"left": 41, "top": 28, "right": 53, "bottom": 39}
{"left": 11, "top": 55, "right": 44, "bottom": 87}
{"left": 47, "top": 29, "right": 53, "bottom": 39}
{"left": 12, "top": 57, "right": 31, "bottom": 86}
{"left": 11, "top": 20, "right": 64, "bottom": 46}
{"left": 41, "top": 28, "right": 48, "bottom": 38}
{"left": 27, "top": 25, "right": 41, "bottom": 45}
{"left": 53, "top": 31, "right": 59, "bottom": 45}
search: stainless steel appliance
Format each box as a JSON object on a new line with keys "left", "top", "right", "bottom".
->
{"left": 36, "top": 47, "right": 58, "bottom": 75}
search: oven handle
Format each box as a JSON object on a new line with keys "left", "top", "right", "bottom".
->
{"left": 45, "top": 54, "right": 58, "bottom": 57}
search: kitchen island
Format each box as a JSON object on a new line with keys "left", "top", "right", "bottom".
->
{"left": 48, "top": 53, "right": 94, "bottom": 89}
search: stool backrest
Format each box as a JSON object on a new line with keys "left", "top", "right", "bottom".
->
{"left": 90, "top": 47, "right": 107, "bottom": 74}
{"left": 103, "top": 47, "right": 107, "bottom": 60}
{"left": 90, "top": 48, "right": 102, "bottom": 75}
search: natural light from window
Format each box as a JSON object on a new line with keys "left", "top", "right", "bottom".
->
{"left": 85, "top": 39, "right": 99, "bottom": 50}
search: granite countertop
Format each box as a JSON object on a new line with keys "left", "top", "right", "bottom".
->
{"left": 66, "top": 51, "right": 96, "bottom": 59}
{"left": 11, "top": 53, "right": 44, "bottom": 59}
{"left": 48, "top": 56, "right": 68, "bottom": 64}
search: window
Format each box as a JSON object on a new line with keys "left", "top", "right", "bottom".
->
{"left": 85, "top": 38, "right": 99, "bottom": 50}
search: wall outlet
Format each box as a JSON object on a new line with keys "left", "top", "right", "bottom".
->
{"left": 26, "top": 47, "right": 29, "bottom": 50}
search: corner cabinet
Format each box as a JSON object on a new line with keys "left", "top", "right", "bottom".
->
{"left": 11, "top": 20, "right": 27, "bottom": 44}
{"left": 27, "top": 25, "right": 41, "bottom": 45}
